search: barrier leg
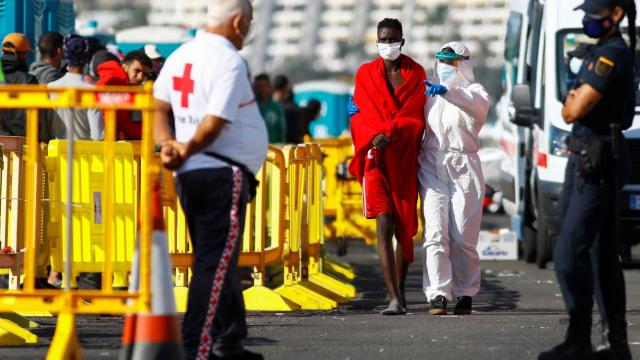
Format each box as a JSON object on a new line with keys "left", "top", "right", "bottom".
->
{"left": 0, "top": 312, "right": 38, "bottom": 329}
{"left": 274, "top": 283, "right": 337, "bottom": 310}
{"left": 243, "top": 271, "right": 300, "bottom": 312}
{"left": 299, "top": 278, "right": 348, "bottom": 304}
{"left": 274, "top": 267, "right": 338, "bottom": 310}
{"left": 173, "top": 286, "right": 189, "bottom": 313}
{"left": 46, "top": 311, "right": 81, "bottom": 360}
{"left": 323, "top": 257, "right": 356, "bottom": 281}
{"left": 173, "top": 267, "right": 189, "bottom": 313}
{"left": 0, "top": 313, "right": 38, "bottom": 346}
{"left": 309, "top": 272, "right": 356, "bottom": 300}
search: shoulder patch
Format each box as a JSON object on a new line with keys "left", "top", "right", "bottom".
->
{"left": 594, "top": 56, "right": 614, "bottom": 77}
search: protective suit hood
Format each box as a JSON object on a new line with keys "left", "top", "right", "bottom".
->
{"left": 436, "top": 42, "right": 476, "bottom": 86}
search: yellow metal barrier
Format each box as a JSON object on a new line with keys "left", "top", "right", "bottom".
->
{"left": 0, "top": 137, "right": 26, "bottom": 289}
{"left": 0, "top": 85, "right": 157, "bottom": 358}
{"left": 0, "top": 137, "right": 52, "bottom": 289}
{"left": 304, "top": 143, "right": 356, "bottom": 300}
{"left": 316, "top": 137, "right": 352, "bottom": 219}
{"left": 133, "top": 145, "right": 301, "bottom": 312}
{"left": 45, "top": 140, "right": 136, "bottom": 288}
{"left": 148, "top": 142, "right": 356, "bottom": 312}
{"left": 273, "top": 145, "right": 336, "bottom": 310}
{"left": 316, "top": 138, "right": 376, "bottom": 249}
{"left": 240, "top": 146, "right": 301, "bottom": 311}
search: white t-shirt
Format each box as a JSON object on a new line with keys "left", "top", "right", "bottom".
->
{"left": 154, "top": 31, "right": 268, "bottom": 175}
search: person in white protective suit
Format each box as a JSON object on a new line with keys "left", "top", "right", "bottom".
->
{"left": 420, "top": 42, "right": 490, "bottom": 316}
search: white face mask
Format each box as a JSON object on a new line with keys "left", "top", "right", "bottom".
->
{"left": 377, "top": 42, "right": 402, "bottom": 61}
{"left": 437, "top": 63, "right": 457, "bottom": 84}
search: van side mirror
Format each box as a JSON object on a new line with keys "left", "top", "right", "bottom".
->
{"left": 511, "top": 84, "right": 538, "bottom": 127}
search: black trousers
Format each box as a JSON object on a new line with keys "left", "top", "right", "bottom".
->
{"left": 176, "top": 167, "right": 249, "bottom": 359}
{"left": 555, "top": 154, "right": 626, "bottom": 328}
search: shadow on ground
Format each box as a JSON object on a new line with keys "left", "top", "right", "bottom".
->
{"left": 339, "top": 239, "right": 522, "bottom": 315}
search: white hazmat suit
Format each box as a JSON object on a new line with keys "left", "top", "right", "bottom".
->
{"left": 420, "top": 42, "right": 490, "bottom": 302}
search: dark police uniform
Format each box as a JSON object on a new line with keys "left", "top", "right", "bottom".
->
{"left": 555, "top": 30, "right": 634, "bottom": 353}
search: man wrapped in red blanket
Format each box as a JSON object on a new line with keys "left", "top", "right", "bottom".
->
{"left": 348, "top": 18, "right": 426, "bottom": 315}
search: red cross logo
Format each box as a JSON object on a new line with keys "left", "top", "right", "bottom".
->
{"left": 173, "top": 63, "right": 194, "bottom": 108}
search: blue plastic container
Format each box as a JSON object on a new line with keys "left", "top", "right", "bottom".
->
{"left": 294, "top": 81, "right": 352, "bottom": 139}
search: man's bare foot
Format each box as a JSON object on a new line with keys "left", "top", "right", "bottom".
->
{"left": 380, "top": 299, "right": 406, "bottom": 315}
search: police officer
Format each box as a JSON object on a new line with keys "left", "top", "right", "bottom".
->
{"left": 539, "top": 0, "right": 636, "bottom": 359}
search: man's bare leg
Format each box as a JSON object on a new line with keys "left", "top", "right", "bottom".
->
{"left": 376, "top": 214, "right": 405, "bottom": 315}
{"left": 395, "top": 244, "right": 409, "bottom": 308}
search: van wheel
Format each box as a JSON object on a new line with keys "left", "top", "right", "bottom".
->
{"left": 536, "top": 217, "right": 553, "bottom": 269}
{"left": 523, "top": 225, "right": 537, "bottom": 263}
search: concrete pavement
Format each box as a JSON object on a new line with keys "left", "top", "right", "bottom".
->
{"left": 2, "top": 214, "right": 640, "bottom": 359}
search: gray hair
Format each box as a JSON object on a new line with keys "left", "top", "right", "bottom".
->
{"left": 206, "top": 0, "right": 251, "bottom": 28}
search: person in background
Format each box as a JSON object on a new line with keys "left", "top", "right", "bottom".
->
{"left": 90, "top": 50, "right": 142, "bottom": 140}
{"left": 88, "top": 49, "right": 120, "bottom": 82}
{"left": 122, "top": 50, "right": 152, "bottom": 86}
{"left": 254, "top": 73, "right": 286, "bottom": 143}
{"left": 120, "top": 50, "right": 153, "bottom": 139}
{"left": 82, "top": 37, "right": 107, "bottom": 83}
{"left": 144, "top": 44, "right": 165, "bottom": 81}
{"left": 153, "top": 0, "right": 266, "bottom": 358}
{"left": 273, "top": 74, "right": 302, "bottom": 143}
{"left": 0, "top": 33, "right": 52, "bottom": 141}
{"left": 29, "top": 31, "right": 64, "bottom": 160}
{"left": 29, "top": 32, "right": 64, "bottom": 84}
{"left": 300, "top": 99, "right": 322, "bottom": 141}
{"left": 48, "top": 35, "right": 104, "bottom": 141}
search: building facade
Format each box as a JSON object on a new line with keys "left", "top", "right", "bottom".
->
{"left": 147, "top": 0, "right": 509, "bottom": 74}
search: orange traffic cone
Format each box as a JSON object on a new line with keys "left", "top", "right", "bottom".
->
{"left": 119, "top": 179, "right": 184, "bottom": 360}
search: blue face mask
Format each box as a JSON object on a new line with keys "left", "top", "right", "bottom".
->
{"left": 582, "top": 14, "right": 613, "bottom": 39}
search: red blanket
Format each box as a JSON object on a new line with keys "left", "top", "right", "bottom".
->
{"left": 348, "top": 55, "right": 426, "bottom": 263}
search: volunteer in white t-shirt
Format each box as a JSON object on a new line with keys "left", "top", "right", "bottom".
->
{"left": 153, "top": 1, "right": 267, "bottom": 359}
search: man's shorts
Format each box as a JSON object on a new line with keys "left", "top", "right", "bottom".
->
{"left": 362, "top": 150, "right": 392, "bottom": 219}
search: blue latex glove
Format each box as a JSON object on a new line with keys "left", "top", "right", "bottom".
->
{"left": 424, "top": 80, "right": 448, "bottom": 97}
{"left": 347, "top": 96, "right": 359, "bottom": 117}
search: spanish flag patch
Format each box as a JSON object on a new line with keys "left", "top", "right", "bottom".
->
{"left": 594, "top": 56, "right": 615, "bottom": 77}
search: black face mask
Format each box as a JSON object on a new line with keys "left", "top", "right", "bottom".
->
{"left": 582, "top": 13, "right": 616, "bottom": 39}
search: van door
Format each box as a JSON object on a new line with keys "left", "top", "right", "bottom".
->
{"left": 498, "top": 10, "right": 526, "bottom": 214}
{"left": 504, "top": 0, "right": 544, "bottom": 261}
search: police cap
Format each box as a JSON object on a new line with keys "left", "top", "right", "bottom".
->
{"left": 574, "top": 0, "right": 624, "bottom": 14}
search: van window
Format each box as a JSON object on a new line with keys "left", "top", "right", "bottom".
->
{"left": 504, "top": 11, "right": 523, "bottom": 86}
{"left": 505, "top": 12, "right": 523, "bottom": 62}
{"left": 557, "top": 29, "right": 640, "bottom": 104}
{"left": 527, "top": 0, "right": 543, "bottom": 101}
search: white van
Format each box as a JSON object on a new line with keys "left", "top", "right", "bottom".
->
{"left": 497, "top": 0, "right": 640, "bottom": 268}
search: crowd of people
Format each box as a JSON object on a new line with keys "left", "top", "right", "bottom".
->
{"left": 0, "top": 31, "right": 160, "bottom": 142}
{"left": 0, "top": 29, "right": 321, "bottom": 149}
{"left": 253, "top": 72, "right": 321, "bottom": 144}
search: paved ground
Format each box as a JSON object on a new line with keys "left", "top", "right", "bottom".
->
{"left": 3, "top": 214, "right": 640, "bottom": 359}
